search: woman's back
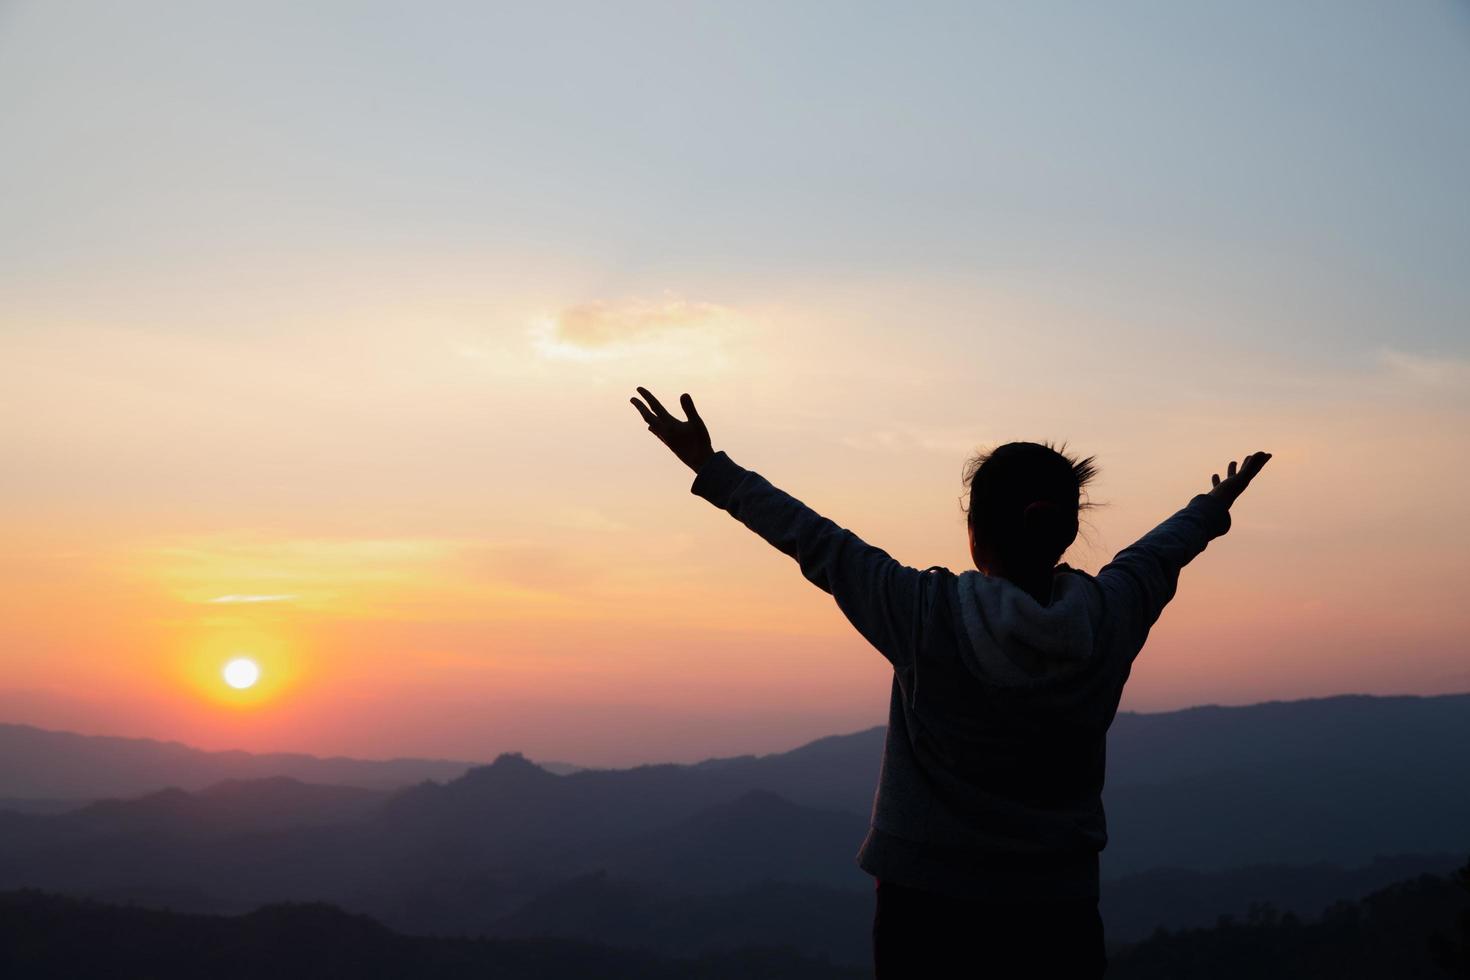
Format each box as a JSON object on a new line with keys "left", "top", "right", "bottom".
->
{"left": 631, "top": 381, "right": 1271, "bottom": 980}
{"left": 856, "top": 551, "right": 1211, "bottom": 904}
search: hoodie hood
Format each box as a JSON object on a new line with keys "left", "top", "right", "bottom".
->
{"left": 952, "top": 564, "right": 1105, "bottom": 688}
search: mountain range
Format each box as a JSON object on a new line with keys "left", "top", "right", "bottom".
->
{"left": 1, "top": 692, "right": 1466, "bottom": 965}
{"left": 0, "top": 722, "right": 593, "bottom": 803}
{"left": 5, "top": 860, "right": 1467, "bottom": 979}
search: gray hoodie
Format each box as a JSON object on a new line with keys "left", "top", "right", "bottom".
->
{"left": 690, "top": 450, "right": 1232, "bottom": 902}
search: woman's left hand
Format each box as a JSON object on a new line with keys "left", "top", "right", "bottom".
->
{"left": 631, "top": 386, "right": 714, "bottom": 473}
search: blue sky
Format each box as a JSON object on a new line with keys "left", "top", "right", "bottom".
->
{"left": 4, "top": 1, "right": 1467, "bottom": 357}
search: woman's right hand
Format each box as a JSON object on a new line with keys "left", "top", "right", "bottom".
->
{"left": 630, "top": 386, "right": 715, "bottom": 474}
{"left": 1209, "top": 452, "right": 1272, "bottom": 509}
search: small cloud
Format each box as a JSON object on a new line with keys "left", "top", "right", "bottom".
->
{"left": 135, "top": 535, "right": 594, "bottom": 621}
{"left": 137, "top": 536, "right": 470, "bottom": 616}
{"left": 529, "top": 295, "right": 736, "bottom": 361}
{"left": 205, "top": 594, "right": 298, "bottom": 604}
{"left": 1375, "top": 347, "right": 1470, "bottom": 387}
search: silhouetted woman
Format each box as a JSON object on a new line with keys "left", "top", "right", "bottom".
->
{"left": 631, "top": 386, "right": 1271, "bottom": 979}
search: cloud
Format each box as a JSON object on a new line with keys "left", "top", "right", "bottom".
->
{"left": 1375, "top": 347, "right": 1470, "bottom": 387}
{"left": 133, "top": 534, "right": 593, "bottom": 620}
{"left": 528, "top": 296, "right": 736, "bottom": 361}
{"left": 136, "top": 536, "right": 469, "bottom": 614}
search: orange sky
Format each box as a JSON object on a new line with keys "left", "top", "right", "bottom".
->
{"left": 3, "top": 267, "right": 1467, "bottom": 766}
{"left": 2, "top": 3, "right": 1467, "bottom": 766}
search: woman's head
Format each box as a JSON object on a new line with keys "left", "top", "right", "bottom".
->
{"left": 960, "top": 441, "right": 1099, "bottom": 575}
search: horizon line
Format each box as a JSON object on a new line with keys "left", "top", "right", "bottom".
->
{"left": 3, "top": 687, "right": 1467, "bottom": 775}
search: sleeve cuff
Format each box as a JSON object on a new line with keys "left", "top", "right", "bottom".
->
{"left": 690, "top": 450, "right": 744, "bottom": 508}
{"left": 1188, "top": 492, "right": 1232, "bottom": 538}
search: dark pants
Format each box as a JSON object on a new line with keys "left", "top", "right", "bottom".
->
{"left": 873, "top": 879, "right": 1107, "bottom": 979}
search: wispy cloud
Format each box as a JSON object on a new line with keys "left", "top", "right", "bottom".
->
{"left": 1375, "top": 347, "right": 1470, "bottom": 387}
{"left": 528, "top": 295, "right": 736, "bottom": 361}
{"left": 136, "top": 536, "right": 469, "bottom": 614}
{"left": 131, "top": 534, "right": 592, "bottom": 619}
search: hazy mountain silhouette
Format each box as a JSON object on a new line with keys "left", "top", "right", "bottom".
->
{"left": 0, "top": 769, "right": 872, "bottom": 935}
{"left": 0, "top": 778, "right": 385, "bottom": 901}
{"left": 571, "top": 788, "right": 872, "bottom": 894}
{"left": 486, "top": 872, "right": 872, "bottom": 966}
{"left": 690, "top": 693, "right": 1470, "bottom": 876}
{"left": 0, "top": 889, "right": 867, "bottom": 980}
{"left": 1104, "top": 852, "right": 1465, "bottom": 942}
{"left": 12, "top": 694, "right": 1467, "bottom": 873}
{"left": 1106, "top": 858, "right": 1470, "bottom": 979}
{"left": 377, "top": 751, "right": 761, "bottom": 873}
{"left": 63, "top": 778, "right": 381, "bottom": 836}
{"left": 1100, "top": 694, "right": 1470, "bottom": 874}
{"left": 3, "top": 859, "right": 1466, "bottom": 978}
{"left": 0, "top": 797, "right": 82, "bottom": 815}
{"left": 1106, "top": 694, "right": 1470, "bottom": 784}
{"left": 0, "top": 723, "right": 482, "bottom": 799}
{"left": 688, "top": 728, "right": 886, "bottom": 815}
{"left": 1, "top": 692, "right": 1467, "bottom": 959}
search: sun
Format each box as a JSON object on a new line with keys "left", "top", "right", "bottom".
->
{"left": 222, "top": 657, "right": 261, "bottom": 690}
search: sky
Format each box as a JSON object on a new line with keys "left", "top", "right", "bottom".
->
{"left": 2, "top": 0, "right": 1467, "bottom": 767}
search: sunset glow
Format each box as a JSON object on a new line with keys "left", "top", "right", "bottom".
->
{"left": 0, "top": 2, "right": 1465, "bottom": 769}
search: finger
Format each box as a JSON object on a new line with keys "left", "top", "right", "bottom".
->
{"left": 1212, "top": 473, "right": 1220, "bottom": 487}
{"left": 680, "top": 393, "right": 701, "bottom": 423}
{"left": 636, "top": 386, "right": 673, "bottom": 420}
{"left": 630, "top": 397, "right": 658, "bottom": 427}
{"left": 1228, "top": 460, "right": 1238, "bottom": 478}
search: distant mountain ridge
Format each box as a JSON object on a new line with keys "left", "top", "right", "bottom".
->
{"left": 8, "top": 691, "right": 1466, "bottom": 809}
{"left": 5, "top": 693, "right": 1470, "bottom": 877}
{"left": 0, "top": 889, "right": 867, "bottom": 980}
{"left": 0, "top": 723, "right": 485, "bottom": 799}
{"left": 4, "top": 858, "right": 1467, "bottom": 977}
{"left": 1, "top": 691, "right": 1467, "bottom": 959}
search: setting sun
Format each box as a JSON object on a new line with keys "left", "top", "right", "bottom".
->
{"left": 222, "top": 658, "right": 261, "bottom": 690}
